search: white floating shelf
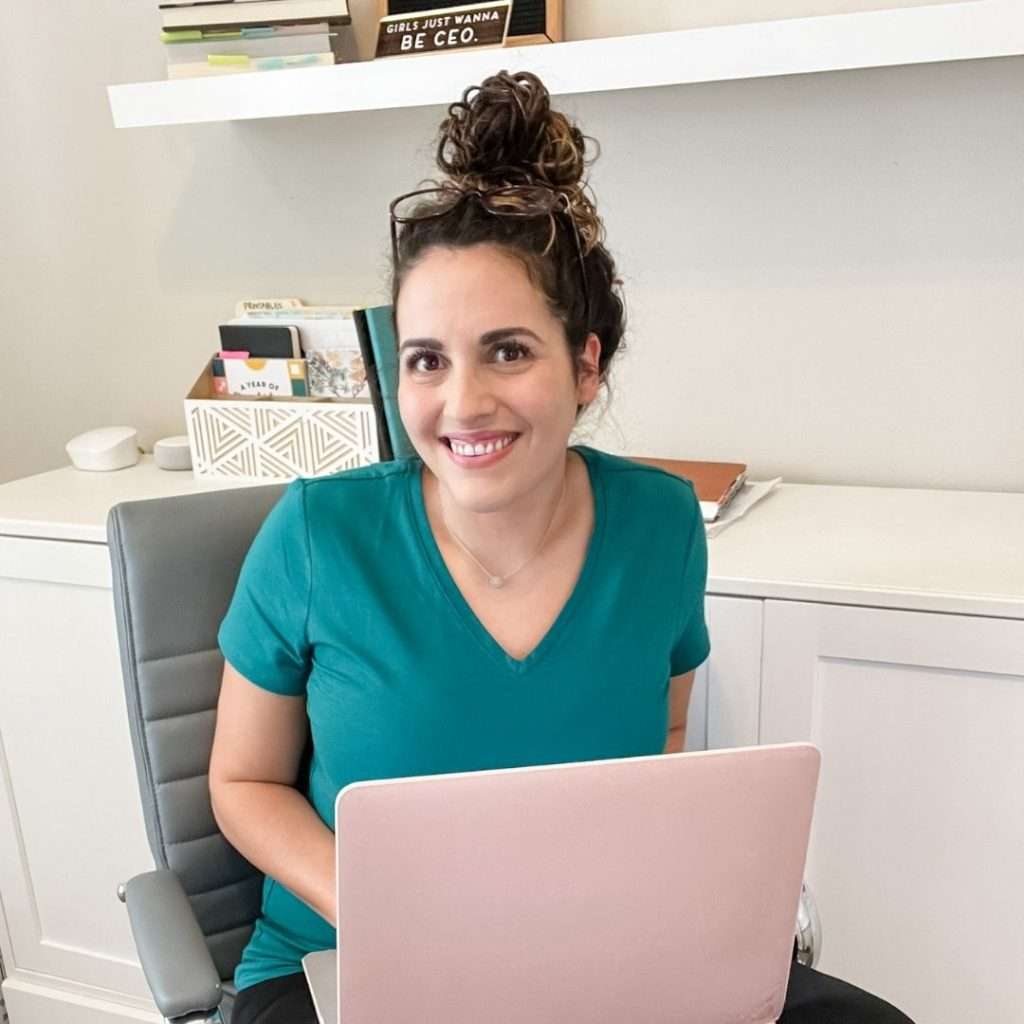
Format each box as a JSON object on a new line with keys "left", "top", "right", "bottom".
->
{"left": 108, "top": 0, "right": 1023, "bottom": 128}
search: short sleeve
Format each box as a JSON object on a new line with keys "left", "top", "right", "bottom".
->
{"left": 217, "top": 480, "right": 312, "bottom": 696}
{"left": 670, "top": 490, "right": 711, "bottom": 676}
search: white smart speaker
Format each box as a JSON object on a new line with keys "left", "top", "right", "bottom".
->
{"left": 154, "top": 435, "right": 193, "bottom": 471}
{"left": 65, "top": 427, "right": 140, "bottom": 472}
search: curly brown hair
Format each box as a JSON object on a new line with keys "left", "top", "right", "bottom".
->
{"left": 390, "top": 70, "right": 626, "bottom": 404}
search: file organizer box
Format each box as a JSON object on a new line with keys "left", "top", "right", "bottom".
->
{"left": 184, "top": 359, "right": 379, "bottom": 481}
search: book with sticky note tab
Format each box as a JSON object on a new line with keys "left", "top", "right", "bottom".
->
{"left": 219, "top": 323, "right": 301, "bottom": 359}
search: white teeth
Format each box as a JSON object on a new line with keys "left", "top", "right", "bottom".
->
{"left": 449, "top": 435, "right": 515, "bottom": 457}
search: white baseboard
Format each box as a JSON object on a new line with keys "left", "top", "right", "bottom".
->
{"left": 2, "top": 975, "right": 161, "bottom": 1024}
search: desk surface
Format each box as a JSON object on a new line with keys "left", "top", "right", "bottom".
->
{"left": 0, "top": 457, "right": 275, "bottom": 543}
{"left": 706, "top": 481, "right": 1024, "bottom": 619}
{"left": 1, "top": 458, "right": 1021, "bottom": 619}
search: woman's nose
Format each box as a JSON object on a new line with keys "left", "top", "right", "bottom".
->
{"left": 446, "top": 364, "right": 497, "bottom": 422}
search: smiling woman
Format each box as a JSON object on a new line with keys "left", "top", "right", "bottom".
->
{"left": 389, "top": 71, "right": 617, "bottom": 588}
{"left": 215, "top": 70, "right": 913, "bottom": 1024}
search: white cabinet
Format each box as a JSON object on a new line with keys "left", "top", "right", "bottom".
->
{"left": 760, "top": 600, "right": 1024, "bottom": 1024}
{"left": 0, "top": 538, "right": 162, "bottom": 1024}
{"left": 685, "top": 596, "right": 764, "bottom": 753}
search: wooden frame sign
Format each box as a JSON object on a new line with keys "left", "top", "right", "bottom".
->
{"left": 376, "top": 1, "right": 512, "bottom": 57}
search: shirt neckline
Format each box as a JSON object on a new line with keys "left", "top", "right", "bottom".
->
{"left": 408, "top": 444, "right": 606, "bottom": 674}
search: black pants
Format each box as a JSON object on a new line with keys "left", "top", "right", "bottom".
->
{"left": 231, "top": 958, "right": 915, "bottom": 1024}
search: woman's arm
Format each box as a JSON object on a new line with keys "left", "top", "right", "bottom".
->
{"left": 663, "top": 669, "right": 696, "bottom": 754}
{"left": 209, "top": 660, "right": 337, "bottom": 927}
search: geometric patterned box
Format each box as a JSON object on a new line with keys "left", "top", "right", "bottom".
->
{"left": 185, "top": 361, "right": 379, "bottom": 481}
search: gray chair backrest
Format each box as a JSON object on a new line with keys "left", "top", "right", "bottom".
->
{"left": 107, "top": 483, "right": 286, "bottom": 984}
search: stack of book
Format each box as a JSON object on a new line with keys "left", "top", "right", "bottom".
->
{"left": 159, "top": 0, "right": 353, "bottom": 79}
{"left": 223, "top": 299, "right": 366, "bottom": 401}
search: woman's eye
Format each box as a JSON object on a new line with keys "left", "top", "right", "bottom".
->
{"left": 406, "top": 350, "right": 441, "bottom": 373}
{"left": 494, "top": 342, "right": 530, "bottom": 363}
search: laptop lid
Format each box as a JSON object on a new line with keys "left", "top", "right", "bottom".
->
{"left": 319, "top": 742, "right": 819, "bottom": 1024}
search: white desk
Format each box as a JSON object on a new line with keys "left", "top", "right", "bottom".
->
{"left": 1, "top": 460, "right": 1021, "bottom": 1024}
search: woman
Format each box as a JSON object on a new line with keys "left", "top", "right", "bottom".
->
{"left": 211, "top": 70, "right": 913, "bottom": 1024}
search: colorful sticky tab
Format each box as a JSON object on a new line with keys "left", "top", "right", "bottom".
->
{"left": 208, "top": 54, "right": 250, "bottom": 66}
{"left": 253, "top": 54, "right": 318, "bottom": 70}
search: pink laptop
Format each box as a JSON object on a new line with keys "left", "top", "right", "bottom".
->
{"left": 302, "top": 742, "right": 820, "bottom": 1024}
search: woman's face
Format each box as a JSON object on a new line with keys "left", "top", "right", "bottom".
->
{"left": 396, "top": 243, "right": 600, "bottom": 514}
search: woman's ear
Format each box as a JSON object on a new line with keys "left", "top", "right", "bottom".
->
{"left": 576, "top": 333, "right": 602, "bottom": 406}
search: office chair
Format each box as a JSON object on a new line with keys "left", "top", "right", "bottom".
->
{"left": 107, "top": 485, "right": 821, "bottom": 1024}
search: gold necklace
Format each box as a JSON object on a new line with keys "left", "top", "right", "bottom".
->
{"left": 439, "top": 470, "right": 568, "bottom": 589}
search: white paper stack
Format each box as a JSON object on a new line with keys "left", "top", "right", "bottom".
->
{"left": 704, "top": 478, "right": 783, "bottom": 539}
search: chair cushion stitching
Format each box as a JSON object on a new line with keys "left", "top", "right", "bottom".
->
{"left": 146, "top": 707, "right": 216, "bottom": 725}
{"left": 166, "top": 831, "right": 221, "bottom": 846}
{"left": 156, "top": 770, "right": 210, "bottom": 786}
{"left": 137, "top": 648, "right": 220, "bottom": 668}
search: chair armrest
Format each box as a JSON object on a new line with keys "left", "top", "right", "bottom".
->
{"left": 795, "top": 880, "right": 822, "bottom": 968}
{"left": 119, "top": 869, "right": 223, "bottom": 1020}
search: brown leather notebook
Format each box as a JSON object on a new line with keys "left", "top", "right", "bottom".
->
{"left": 628, "top": 457, "right": 748, "bottom": 522}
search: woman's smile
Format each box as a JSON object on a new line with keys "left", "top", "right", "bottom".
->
{"left": 442, "top": 431, "right": 521, "bottom": 467}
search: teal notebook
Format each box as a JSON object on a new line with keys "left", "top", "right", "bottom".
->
{"left": 359, "top": 305, "right": 416, "bottom": 462}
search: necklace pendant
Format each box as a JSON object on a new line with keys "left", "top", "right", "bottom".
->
{"left": 488, "top": 575, "right": 505, "bottom": 589}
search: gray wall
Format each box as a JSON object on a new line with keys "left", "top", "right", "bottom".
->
{"left": 2, "top": 0, "right": 1021, "bottom": 491}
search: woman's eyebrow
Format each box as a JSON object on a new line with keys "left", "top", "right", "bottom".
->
{"left": 481, "top": 327, "right": 544, "bottom": 346}
{"left": 398, "top": 327, "right": 544, "bottom": 353}
{"left": 398, "top": 338, "right": 443, "bottom": 353}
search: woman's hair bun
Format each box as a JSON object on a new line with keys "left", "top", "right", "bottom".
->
{"left": 437, "top": 70, "right": 588, "bottom": 191}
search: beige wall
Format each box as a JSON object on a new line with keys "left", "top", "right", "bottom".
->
{"left": 2, "top": 0, "right": 1021, "bottom": 491}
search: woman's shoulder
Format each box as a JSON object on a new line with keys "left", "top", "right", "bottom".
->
{"left": 292, "top": 457, "right": 421, "bottom": 517}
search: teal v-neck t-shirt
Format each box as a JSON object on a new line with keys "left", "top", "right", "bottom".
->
{"left": 218, "top": 445, "right": 710, "bottom": 992}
